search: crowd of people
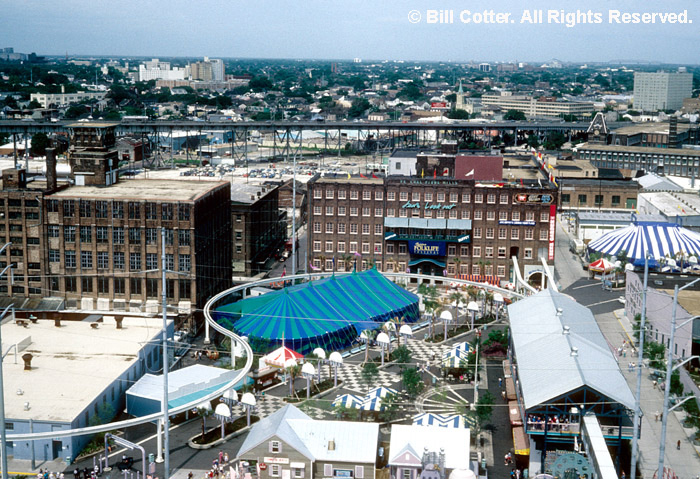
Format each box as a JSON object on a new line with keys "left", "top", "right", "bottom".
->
{"left": 526, "top": 414, "right": 577, "bottom": 432}
{"left": 192, "top": 451, "right": 232, "bottom": 479}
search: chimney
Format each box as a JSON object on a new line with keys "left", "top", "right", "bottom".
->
{"left": 115, "top": 316, "right": 123, "bottom": 329}
{"left": 45, "top": 147, "right": 57, "bottom": 191}
{"left": 54, "top": 318, "right": 61, "bottom": 327}
{"left": 22, "top": 353, "right": 33, "bottom": 371}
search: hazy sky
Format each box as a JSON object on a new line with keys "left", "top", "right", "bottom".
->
{"left": 2, "top": 0, "right": 699, "bottom": 63}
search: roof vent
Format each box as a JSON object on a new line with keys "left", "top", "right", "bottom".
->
{"left": 328, "top": 439, "right": 335, "bottom": 451}
{"left": 556, "top": 307, "right": 563, "bottom": 316}
{"left": 563, "top": 326, "right": 570, "bottom": 335}
{"left": 570, "top": 347, "right": 578, "bottom": 357}
{"left": 23, "top": 402, "right": 30, "bottom": 411}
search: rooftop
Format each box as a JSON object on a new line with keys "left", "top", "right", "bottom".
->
{"left": 577, "top": 143, "right": 700, "bottom": 157}
{"left": 64, "top": 122, "right": 119, "bottom": 129}
{"left": 612, "top": 122, "right": 694, "bottom": 136}
{"left": 388, "top": 424, "right": 470, "bottom": 470}
{"left": 640, "top": 191, "right": 700, "bottom": 217}
{"left": 1, "top": 315, "right": 165, "bottom": 422}
{"left": 47, "top": 179, "right": 228, "bottom": 201}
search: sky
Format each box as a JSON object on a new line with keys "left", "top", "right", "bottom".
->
{"left": 1, "top": 0, "right": 699, "bottom": 64}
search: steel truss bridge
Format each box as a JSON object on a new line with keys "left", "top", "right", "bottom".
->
{"left": 0, "top": 119, "right": 605, "bottom": 168}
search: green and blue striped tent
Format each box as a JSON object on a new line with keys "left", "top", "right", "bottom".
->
{"left": 213, "top": 268, "right": 420, "bottom": 355}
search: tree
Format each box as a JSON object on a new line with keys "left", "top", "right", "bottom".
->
{"left": 447, "top": 109, "right": 470, "bottom": 120}
{"left": 379, "top": 393, "right": 400, "bottom": 421}
{"left": 474, "top": 391, "right": 495, "bottom": 425}
{"left": 196, "top": 403, "right": 214, "bottom": 440}
{"left": 361, "top": 362, "right": 379, "bottom": 392}
{"left": 526, "top": 135, "right": 540, "bottom": 149}
{"left": 64, "top": 105, "right": 89, "bottom": 119}
{"left": 543, "top": 132, "right": 566, "bottom": 150}
{"left": 399, "top": 82, "right": 423, "bottom": 101}
{"left": 647, "top": 341, "right": 666, "bottom": 371}
{"left": 348, "top": 98, "right": 370, "bottom": 118}
{"left": 361, "top": 329, "right": 377, "bottom": 364}
{"left": 392, "top": 345, "right": 412, "bottom": 372}
{"left": 31, "top": 132, "right": 50, "bottom": 156}
{"left": 249, "top": 76, "right": 273, "bottom": 92}
{"left": 403, "top": 368, "right": 425, "bottom": 397}
{"left": 286, "top": 363, "right": 302, "bottom": 398}
{"left": 28, "top": 99, "right": 42, "bottom": 109}
{"left": 504, "top": 110, "right": 526, "bottom": 121}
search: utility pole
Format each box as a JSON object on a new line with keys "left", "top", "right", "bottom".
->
{"left": 630, "top": 254, "right": 649, "bottom": 479}
{"left": 160, "top": 227, "right": 170, "bottom": 479}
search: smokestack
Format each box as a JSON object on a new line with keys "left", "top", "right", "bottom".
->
{"left": 115, "top": 316, "right": 123, "bottom": 329}
{"left": 22, "top": 353, "right": 33, "bottom": 371}
{"left": 54, "top": 318, "right": 61, "bottom": 327}
{"left": 46, "top": 147, "right": 57, "bottom": 191}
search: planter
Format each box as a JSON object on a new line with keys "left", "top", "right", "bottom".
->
{"left": 188, "top": 416, "right": 260, "bottom": 449}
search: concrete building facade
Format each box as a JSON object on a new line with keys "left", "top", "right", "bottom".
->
{"left": 633, "top": 71, "right": 692, "bottom": 111}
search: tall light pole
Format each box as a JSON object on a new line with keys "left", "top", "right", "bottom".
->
{"left": 630, "top": 255, "right": 649, "bottom": 479}
{"left": 658, "top": 275, "right": 700, "bottom": 479}
{"left": 160, "top": 227, "right": 171, "bottom": 479}
{"left": 0, "top": 243, "right": 14, "bottom": 479}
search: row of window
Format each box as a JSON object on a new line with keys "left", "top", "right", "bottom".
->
{"left": 310, "top": 258, "right": 514, "bottom": 278}
{"left": 313, "top": 222, "right": 548, "bottom": 240}
{"left": 313, "top": 189, "right": 521, "bottom": 205}
{"left": 47, "top": 226, "right": 191, "bottom": 246}
{"left": 54, "top": 276, "right": 191, "bottom": 298}
{"left": 313, "top": 206, "right": 549, "bottom": 222}
{"left": 312, "top": 241, "right": 543, "bottom": 259}
{"left": 560, "top": 194, "right": 635, "bottom": 208}
{"left": 47, "top": 199, "right": 192, "bottom": 221}
{"left": 53, "top": 251, "right": 191, "bottom": 272}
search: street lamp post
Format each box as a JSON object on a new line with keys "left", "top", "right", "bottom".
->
{"left": 657, "top": 277, "right": 700, "bottom": 479}
{"left": 301, "top": 363, "right": 316, "bottom": 400}
{"left": 467, "top": 301, "right": 479, "bottom": 330}
{"left": 493, "top": 293, "right": 504, "bottom": 323}
{"left": 631, "top": 254, "right": 650, "bottom": 479}
{"left": 328, "top": 352, "right": 343, "bottom": 388}
{"left": 472, "top": 328, "right": 482, "bottom": 409}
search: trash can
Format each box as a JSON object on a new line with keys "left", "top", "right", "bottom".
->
{"left": 481, "top": 458, "right": 486, "bottom": 470}
{"left": 65, "top": 456, "right": 71, "bottom": 465}
{"left": 149, "top": 453, "right": 155, "bottom": 464}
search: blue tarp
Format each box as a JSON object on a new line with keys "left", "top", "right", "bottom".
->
{"left": 213, "top": 269, "right": 420, "bottom": 355}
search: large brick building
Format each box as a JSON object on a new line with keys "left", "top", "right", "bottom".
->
{"left": 0, "top": 123, "right": 232, "bottom": 312}
{"left": 307, "top": 160, "right": 558, "bottom": 285}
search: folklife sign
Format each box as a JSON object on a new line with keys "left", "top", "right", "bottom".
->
{"left": 514, "top": 193, "right": 554, "bottom": 204}
{"left": 408, "top": 240, "right": 446, "bottom": 256}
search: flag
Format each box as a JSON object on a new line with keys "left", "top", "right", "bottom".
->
{"left": 372, "top": 173, "right": 378, "bottom": 178}
{"left": 281, "top": 265, "right": 286, "bottom": 277}
{"left": 354, "top": 251, "right": 362, "bottom": 257}
{"left": 347, "top": 171, "right": 351, "bottom": 179}
{"left": 442, "top": 167, "right": 449, "bottom": 176}
{"left": 465, "top": 169, "right": 474, "bottom": 177}
{"left": 309, "top": 262, "right": 319, "bottom": 271}
{"left": 519, "top": 178, "right": 523, "bottom": 186}
{"left": 332, "top": 256, "right": 336, "bottom": 271}
{"left": 433, "top": 169, "right": 437, "bottom": 179}
{"left": 421, "top": 168, "right": 424, "bottom": 178}
{"left": 360, "top": 173, "right": 366, "bottom": 178}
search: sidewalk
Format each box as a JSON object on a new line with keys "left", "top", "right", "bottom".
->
{"left": 603, "top": 310, "right": 700, "bottom": 479}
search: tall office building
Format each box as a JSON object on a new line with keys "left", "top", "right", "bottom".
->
{"left": 633, "top": 71, "right": 692, "bottom": 111}
{"left": 190, "top": 57, "right": 224, "bottom": 82}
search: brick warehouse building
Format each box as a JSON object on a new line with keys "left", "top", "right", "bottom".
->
{"left": 307, "top": 169, "right": 558, "bottom": 286}
{"left": 0, "top": 122, "right": 232, "bottom": 312}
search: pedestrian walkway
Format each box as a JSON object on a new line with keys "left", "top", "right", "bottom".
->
{"left": 599, "top": 310, "right": 700, "bottom": 479}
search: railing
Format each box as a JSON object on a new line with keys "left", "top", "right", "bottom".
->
{"left": 526, "top": 422, "right": 634, "bottom": 439}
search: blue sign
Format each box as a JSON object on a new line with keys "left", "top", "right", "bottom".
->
{"left": 408, "top": 240, "right": 446, "bottom": 256}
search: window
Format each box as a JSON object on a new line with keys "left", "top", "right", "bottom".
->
{"left": 113, "top": 252, "right": 125, "bottom": 270}
{"left": 313, "top": 189, "right": 322, "bottom": 199}
{"left": 338, "top": 206, "right": 346, "bottom": 216}
{"left": 128, "top": 227, "right": 141, "bottom": 243}
{"left": 48, "top": 225, "right": 59, "bottom": 238}
{"left": 128, "top": 202, "right": 141, "bottom": 219}
{"left": 472, "top": 264, "right": 481, "bottom": 275}
{"left": 363, "top": 191, "right": 371, "bottom": 201}
{"left": 146, "top": 278, "right": 158, "bottom": 298}
{"left": 98, "top": 251, "right": 109, "bottom": 269}
{"left": 313, "top": 206, "right": 322, "bottom": 216}
{"left": 461, "top": 210, "right": 470, "bottom": 219}
{"left": 113, "top": 227, "right": 125, "bottom": 244}
{"left": 561, "top": 194, "right": 571, "bottom": 204}
{"left": 350, "top": 190, "right": 359, "bottom": 200}
{"left": 487, "top": 193, "right": 496, "bottom": 204}
{"left": 511, "top": 229, "right": 519, "bottom": 240}
{"left": 325, "top": 206, "right": 334, "bottom": 216}
{"left": 350, "top": 223, "right": 358, "bottom": 234}
{"left": 49, "top": 249, "right": 60, "bottom": 262}
{"left": 350, "top": 207, "right": 358, "bottom": 216}
{"left": 486, "top": 211, "right": 495, "bottom": 221}
{"left": 178, "top": 204, "right": 191, "bottom": 221}
{"left": 486, "top": 227, "right": 494, "bottom": 239}
{"left": 437, "top": 192, "right": 445, "bottom": 202}
{"left": 485, "top": 247, "right": 493, "bottom": 258}
{"left": 162, "top": 203, "right": 173, "bottom": 220}
{"left": 326, "top": 189, "right": 334, "bottom": 199}
{"left": 399, "top": 191, "right": 408, "bottom": 201}
{"left": 540, "top": 229, "right": 549, "bottom": 241}
{"left": 96, "top": 201, "right": 108, "bottom": 218}
{"left": 81, "top": 277, "right": 93, "bottom": 293}
{"left": 130, "top": 252, "right": 141, "bottom": 271}
{"left": 473, "top": 227, "right": 482, "bottom": 239}
{"left": 474, "top": 210, "right": 482, "bottom": 221}
{"left": 412, "top": 192, "right": 420, "bottom": 201}
{"left": 145, "top": 203, "right": 157, "bottom": 220}
{"left": 65, "top": 250, "right": 76, "bottom": 268}
{"left": 450, "top": 193, "right": 458, "bottom": 203}
{"left": 270, "top": 440, "right": 282, "bottom": 453}
{"left": 374, "top": 224, "right": 382, "bottom": 235}
{"left": 498, "top": 247, "right": 506, "bottom": 258}
{"left": 313, "top": 222, "right": 321, "bottom": 233}
{"left": 387, "top": 208, "right": 395, "bottom": 217}
{"left": 178, "top": 230, "right": 190, "bottom": 246}
{"left": 65, "top": 276, "right": 77, "bottom": 292}
{"left": 337, "top": 241, "right": 346, "bottom": 253}
{"left": 525, "top": 211, "right": 535, "bottom": 222}
{"left": 474, "top": 193, "right": 483, "bottom": 203}
{"left": 374, "top": 243, "right": 382, "bottom": 254}
{"left": 63, "top": 200, "right": 75, "bottom": 217}
{"left": 313, "top": 241, "right": 321, "bottom": 252}
{"left": 178, "top": 279, "right": 190, "bottom": 298}
{"left": 525, "top": 229, "right": 534, "bottom": 240}
{"left": 375, "top": 191, "right": 383, "bottom": 200}
{"left": 448, "top": 245, "right": 456, "bottom": 256}
{"left": 270, "top": 465, "right": 280, "bottom": 478}
{"left": 500, "top": 194, "right": 509, "bottom": 204}
{"left": 462, "top": 193, "right": 471, "bottom": 203}
{"left": 611, "top": 195, "right": 621, "bottom": 207}
{"left": 325, "top": 241, "right": 333, "bottom": 253}
{"left": 375, "top": 207, "right": 383, "bottom": 217}
{"left": 512, "top": 211, "right": 520, "bottom": 221}
{"left": 499, "top": 228, "right": 507, "bottom": 239}
{"left": 146, "top": 228, "right": 158, "bottom": 245}
{"left": 79, "top": 200, "right": 92, "bottom": 217}
{"left": 350, "top": 242, "right": 358, "bottom": 253}
{"left": 337, "top": 223, "right": 346, "bottom": 234}
{"left": 146, "top": 253, "right": 158, "bottom": 270}
{"left": 47, "top": 200, "right": 59, "bottom": 213}
{"left": 398, "top": 244, "right": 407, "bottom": 255}
{"left": 497, "top": 265, "right": 506, "bottom": 277}
{"left": 130, "top": 278, "right": 142, "bottom": 295}
{"left": 338, "top": 190, "right": 346, "bottom": 200}
{"left": 524, "top": 248, "right": 533, "bottom": 259}
{"left": 362, "top": 224, "right": 370, "bottom": 235}
{"left": 540, "top": 211, "right": 549, "bottom": 222}
{"left": 178, "top": 254, "right": 192, "bottom": 273}
{"left": 362, "top": 207, "right": 370, "bottom": 217}
{"left": 473, "top": 246, "right": 481, "bottom": 257}
{"left": 387, "top": 191, "right": 396, "bottom": 201}
{"left": 595, "top": 195, "right": 604, "bottom": 206}
{"left": 114, "top": 278, "right": 125, "bottom": 295}
{"left": 165, "top": 254, "right": 174, "bottom": 271}
{"left": 80, "top": 226, "right": 92, "bottom": 243}
{"left": 578, "top": 194, "right": 587, "bottom": 205}
{"left": 81, "top": 251, "right": 93, "bottom": 269}
{"left": 362, "top": 242, "right": 370, "bottom": 254}
{"left": 112, "top": 201, "right": 124, "bottom": 219}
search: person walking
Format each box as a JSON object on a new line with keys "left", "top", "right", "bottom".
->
{"left": 677, "top": 439, "right": 681, "bottom": 450}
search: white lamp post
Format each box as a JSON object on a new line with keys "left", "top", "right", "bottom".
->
{"left": 399, "top": 324, "right": 413, "bottom": 344}
{"left": 493, "top": 293, "right": 504, "bottom": 322}
{"left": 301, "top": 362, "right": 316, "bottom": 400}
{"left": 313, "top": 347, "right": 326, "bottom": 383}
{"left": 376, "top": 332, "right": 390, "bottom": 366}
{"left": 241, "top": 392, "right": 256, "bottom": 427}
{"left": 467, "top": 301, "right": 479, "bottom": 330}
{"left": 214, "top": 403, "right": 231, "bottom": 439}
{"left": 329, "top": 352, "right": 343, "bottom": 387}
{"left": 440, "top": 310, "right": 452, "bottom": 341}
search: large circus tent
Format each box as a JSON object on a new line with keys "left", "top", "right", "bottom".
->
{"left": 587, "top": 221, "right": 700, "bottom": 262}
{"left": 212, "top": 268, "right": 420, "bottom": 355}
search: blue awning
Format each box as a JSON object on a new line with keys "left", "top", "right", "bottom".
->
{"left": 408, "top": 258, "right": 446, "bottom": 268}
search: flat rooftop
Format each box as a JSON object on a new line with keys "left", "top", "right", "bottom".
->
{"left": 577, "top": 142, "right": 700, "bottom": 157}
{"left": 1, "top": 315, "right": 166, "bottom": 422}
{"left": 641, "top": 191, "right": 700, "bottom": 216}
{"left": 47, "top": 179, "right": 228, "bottom": 201}
{"left": 612, "top": 122, "right": 693, "bottom": 136}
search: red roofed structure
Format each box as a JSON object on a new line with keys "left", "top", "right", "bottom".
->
{"left": 455, "top": 155, "right": 504, "bottom": 181}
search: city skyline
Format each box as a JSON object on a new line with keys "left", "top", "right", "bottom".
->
{"left": 2, "top": 0, "right": 699, "bottom": 64}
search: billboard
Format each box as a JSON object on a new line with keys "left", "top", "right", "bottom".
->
{"left": 408, "top": 240, "right": 446, "bottom": 256}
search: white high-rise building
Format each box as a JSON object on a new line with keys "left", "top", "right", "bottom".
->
{"left": 138, "top": 58, "right": 188, "bottom": 82}
{"left": 633, "top": 71, "right": 692, "bottom": 112}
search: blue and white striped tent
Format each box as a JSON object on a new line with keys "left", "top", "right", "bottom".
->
{"left": 366, "top": 386, "right": 398, "bottom": 399}
{"left": 360, "top": 396, "right": 385, "bottom": 411}
{"left": 332, "top": 393, "right": 364, "bottom": 409}
{"left": 450, "top": 341, "right": 473, "bottom": 354}
{"left": 412, "top": 413, "right": 466, "bottom": 428}
{"left": 587, "top": 222, "right": 700, "bottom": 262}
{"left": 442, "top": 348, "right": 471, "bottom": 368}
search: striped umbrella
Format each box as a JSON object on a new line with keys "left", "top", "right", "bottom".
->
{"left": 588, "top": 222, "right": 700, "bottom": 262}
{"left": 332, "top": 394, "right": 364, "bottom": 409}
